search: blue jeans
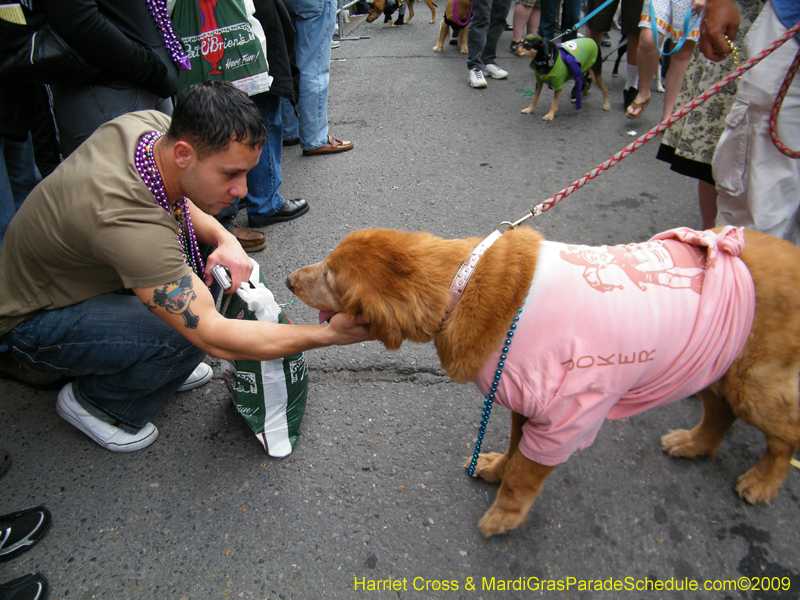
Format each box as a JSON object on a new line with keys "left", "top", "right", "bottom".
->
{"left": 280, "top": 0, "right": 337, "bottom": 151}
{"left": 243, "top": 94, "right": 285, "bottom": 220}
{"left": 1, "top": 292, "right": 205, "bottom": 431}
{"left": 539, "top": 0, "right": 581, "bottom": 41}
{"left": 467, "top": 0, "right": 514, "bottom": 70}
{"left": 0, "top": 134, "right": 40, "bottom": 248}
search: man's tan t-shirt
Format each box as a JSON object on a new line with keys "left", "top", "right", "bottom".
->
{"left": 0, "top": 111, "right": 192, "bottom": 335}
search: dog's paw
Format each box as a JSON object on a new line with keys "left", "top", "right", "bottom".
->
{"left": 478, "top": 505, "right": 527, "bottom": 537}
{"left": 661, "top": 429, "right": 711, "bottom": 459}
{"left": 429, "top": 17, "right": 435, "bottom": 23}
{"left": 542, "top": 113, "right": 555, "bottom": 121}
{"left": 465, "top": 452, "right": 507, "bottom": 483}
{"left": 433, "top": 45, "right": 442, "bottom": 52}
{"left": 736, "top": 468, "right": 782, "bottom": 505}
{"left": 602, "top": 102, "right": 611, "bottom": 111}
{"left": 521, "top": 106, "right": 535, "bottom": 114}
{"left": 460, "top": 47, "right": 468, "bottom": 54}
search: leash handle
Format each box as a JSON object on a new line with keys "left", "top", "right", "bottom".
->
{"left": 522, "top": 18, "right": 800, "bottom": 222}
{"left": 648, "top": 1, "right": 702, "bottom": 56}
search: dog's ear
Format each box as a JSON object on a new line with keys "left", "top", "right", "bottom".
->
{"left": 329, "top": 229, "right": 447, "bottom": 351}
{"left": 336, "top": 270, "right": 406, "bottom": 350}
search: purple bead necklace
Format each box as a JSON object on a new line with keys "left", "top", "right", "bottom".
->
{"left": 146, "top": 0, "right": 191, "bottom": 71}
{"left": 135, "top": 131, "right": 205, "bottom": 279}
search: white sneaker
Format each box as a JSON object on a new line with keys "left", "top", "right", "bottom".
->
{"left": 482, "top": 63, "right": 508, "bottom": 79}
{"left": 468, "top": 68, "right": 487, "bottom": 88}
{"left": 177, "top": 362, "right": 212, "bottom": 392}
{"left": 56, "top": 383, "right": 158, "bottom": 452}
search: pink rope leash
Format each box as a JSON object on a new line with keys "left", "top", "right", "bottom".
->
{"left": 770, "top": 39, "right": 800, "bottom": 158}
{"left": 507, "top": 19, "right": 800, "bottom": 227}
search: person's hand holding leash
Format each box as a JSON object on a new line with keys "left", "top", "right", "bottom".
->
{"left": 699, "top": 0, "right": 740, "bottom": 61}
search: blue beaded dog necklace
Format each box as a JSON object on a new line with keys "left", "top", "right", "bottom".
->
{"left": 466, "top": 304, "right": 524, "bottom": 477}
{"left": 445, "top": 228, "right": 525, "bottom": 477}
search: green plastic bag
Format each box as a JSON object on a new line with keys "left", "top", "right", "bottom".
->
{"left": 220, "top": 260, "right": 308, "bottom": 457}
{"left": 172, "top": 0, "right": 272, "bottom": 96}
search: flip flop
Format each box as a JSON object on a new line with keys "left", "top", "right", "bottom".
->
{"left": 626, "top": 97, "right": 651, "bottom": 118}
{"left": 0, "top": 448, "right": 9, "bottom": 478}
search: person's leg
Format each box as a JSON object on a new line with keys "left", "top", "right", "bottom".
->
{"left": 698, "top": 179, "right": 717, "bottom": 230}
{"left": 480, "top": 0, "right": 515, "bottom": 66}
{"left": 660, "top": 39, "right": 694, "bottom": 120}
{"left": 467, "top": 0, "right": 493, "bottom": 71}
{"left": 0, "top": 135, "right": 40, "bottom": 248}
{"left": 512, "top": 3, "right": 533, "bottom": 45}
{"left": 558, "top": 0, "right": 580, "bottom": 41}
{"left": 627, "top": 26, "right": 661, "bottom": 117}
{"left": 280, "top": 97, "right": 300, "bottom": 142}
{"left": 537, "top": 0, "right": 557, "bottom": 39}
{"left": 3, "top": 292, "right": 205, "bottom": 431}
{"left": 620, "top": 0, "right": 644, "bottom": 90}
{"left": 527, "top": 5, "right": 540, "bottom": 34}
{"left": 284, "top": 0, "right": 337, "bottom": 151}
{"left": 245, "top": 94, "right": 285, "bottom": 221}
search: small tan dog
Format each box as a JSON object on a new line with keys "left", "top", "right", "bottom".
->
{"left": 433, "top": 0, "right": 472, "bottom": 53}
{"left": 366, "top": 0, "right": 436, "bottom": 25}
{"left": 286, "top": 226, "right": 800, "bottom": 537}
{"left": 517, "top": 35, "right": 610, "bottom": 121}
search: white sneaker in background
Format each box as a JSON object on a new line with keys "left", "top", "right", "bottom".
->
{"left": 482, "top": 63, "right": 508, "bottom": 79}
{"left": 469, "top": 68, "right": 488, "bottom": 88}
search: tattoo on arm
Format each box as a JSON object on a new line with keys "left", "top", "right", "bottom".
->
{"left": 145, "top": 275, "right": 200, "bottom": 329}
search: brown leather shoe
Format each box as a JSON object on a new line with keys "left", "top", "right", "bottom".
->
{"left": 0, "top": 352, "right": 65, "bottom": 389}
{"left": 302, "top": 136, "right": 354, "bottom": 156}
{"left": 231, "top": 226, "right": 267, "bottom": 253}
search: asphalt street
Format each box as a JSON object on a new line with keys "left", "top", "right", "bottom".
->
{"left": 2, "top": 11, "right": 799, "bottom": 600}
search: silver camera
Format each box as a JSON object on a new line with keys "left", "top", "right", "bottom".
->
{"left": 210, "top": 265, "right": 232, "bottom": 290}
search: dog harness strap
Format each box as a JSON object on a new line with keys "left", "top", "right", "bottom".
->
{"left": 447, "top": 230, "right": 503, "bottom": 316}
{"left": 559, "top": 46, "right": 584, "bottom": 109}
{"left": 452, "top": 0, "right": 472, "bottom": 27}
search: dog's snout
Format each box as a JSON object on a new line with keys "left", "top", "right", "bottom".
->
{"left": 285, "top": 276, "right": 295, "bottom": 293}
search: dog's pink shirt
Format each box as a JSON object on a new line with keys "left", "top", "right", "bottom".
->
{"left": 473, "top": 227, "right": 755, "bottom": 466}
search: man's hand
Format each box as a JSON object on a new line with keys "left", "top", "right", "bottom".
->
{"left": 204, "top": 228, "right": 252, "bottom": 292}
{"left": 326, "top": 312, "right": 374, "bottom": 346}
{"left": 699, "top": 0, "right": 740, "bottom": 62}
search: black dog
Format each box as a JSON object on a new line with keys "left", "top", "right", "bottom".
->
{"left": 518, "top": 35, "right": 610, "bottom": 121}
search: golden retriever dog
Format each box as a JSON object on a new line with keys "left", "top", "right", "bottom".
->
{"left": 365, "top": 0, "right": 436, "bottom": 26}
{"left": 433, "top": 0, "right": 472, "bottom": 54}
{"left": 286, "top": 226, "right": 800, "bottom": 536}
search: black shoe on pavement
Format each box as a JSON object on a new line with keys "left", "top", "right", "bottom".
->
{"left": 0, "top": 573, "right": 48, "bottom": 600}
{"left": 623, "top": 86, "right": 638, "bottom": 109}
{"left": 0, "top": 507, "right": 51, "bottom": 562}
{"left": 0, "top": 353, "right": 64, "bottom": 390}
{"left": 248, "top": 199, "right": 309, "bottom": 227}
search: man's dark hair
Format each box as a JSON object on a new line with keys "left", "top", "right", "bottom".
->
{"left": 166, "top": 81, "right": 267, "bottom": 157}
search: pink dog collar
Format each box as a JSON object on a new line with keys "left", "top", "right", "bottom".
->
{"left": 446, "top": 230, "right": 503, "bottom": 318}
